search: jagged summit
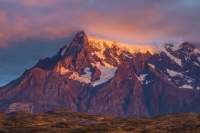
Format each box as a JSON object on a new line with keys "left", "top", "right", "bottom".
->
{"left": 61, "top": 31, "right": 159, "bottom": 57}
{"left": 76, "top": 31, "right": 86, "bottom": 35}
{"left": 61, "top": 31, "right": 194, "bottom": 60}
{"left": 164, "top": 42, "right": 199, "bottom": 53}
{"left": 181, "top": 42, "right": 195, "bottom": 50}
{"left": 70, "top": 31, "right": 87, "bottom": 46}
{"left": 76, "top": 31, "right": 86, "bottom": 36}
{"left": 64, "top": 31, "right": 156, "bottom": 55}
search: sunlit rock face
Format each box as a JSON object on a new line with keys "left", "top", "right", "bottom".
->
{"left": 0, "top": 31, "right": 200, "bottom": 117}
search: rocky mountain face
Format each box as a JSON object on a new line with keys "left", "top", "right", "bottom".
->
{"left": 0, "top": 31, "right": 200, "bottom": 117}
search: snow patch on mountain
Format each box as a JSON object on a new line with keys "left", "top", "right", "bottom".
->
{"left": 79, "top": 67, "right": 92, "bottom": 79}
{"left": 167, "top": 69, "right": 183, "bottom": 77}
{"left": 60, "top": 67, "right": 91, "bottom": 83}
{"left": 61, "top": 46, "right": 68, "bottom": 56}
{"left": 137, "top": 74, "right": 148, "bottom": 84}
{"left": 91, "top": 62, "right": 117, "bottom": 86}
{"left": 148, "top": 63, "right": 155, "bottom": 69}
{"left": 70, "top": 70, "right": 91, "bottom": 84}
{"left": 145, "top": 80, "right": 152, "bottom": 84}
{"left": 198, "top": 57, "right": 200, "bottom": 62}
{"left": 180, "top": 84, "right": 193, "bottom": 89}
{"left": 91, "top": 64, "right": 118, "bottom": 87}
{"left": 164, "top": 50, "right": 182, "bottom": 66}
{"left": 60, "top": 67, "right": 70, "bottom": 74}
{"left": 194, "top": 62, "right": 200, "bottom": 67}
{"left": 60, "top": 63, "right": 117, "bottom": 86}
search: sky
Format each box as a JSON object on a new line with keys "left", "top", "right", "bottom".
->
{"left": 0, "top": 0, "right": 200, "bottom": 86}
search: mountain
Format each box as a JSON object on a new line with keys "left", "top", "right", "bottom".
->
{"left": 1, "top": 111, "right": 200, "bottom": 133}
{"left": 0, "top": 31, "right": 200, "bottom": 117}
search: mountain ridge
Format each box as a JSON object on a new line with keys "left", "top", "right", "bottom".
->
{"left": 0, "top": 31, "right": 200, "bottom": 117}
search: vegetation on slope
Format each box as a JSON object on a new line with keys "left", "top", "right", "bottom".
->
{"left": 0, "top": 110, "right": 200, "bottom": 133}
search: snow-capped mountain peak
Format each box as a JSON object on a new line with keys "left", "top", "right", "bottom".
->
{"left": 1, "top": 31, "right": 200, "bottom": 117}
{"left": 34, "top": 32, "right": 200, "bottom": 90}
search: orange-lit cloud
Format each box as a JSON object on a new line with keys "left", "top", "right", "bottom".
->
{"left": 0, "top": 0, "right": 200, "bottom": 48}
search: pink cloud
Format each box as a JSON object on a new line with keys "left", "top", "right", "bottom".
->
{"left": 0, "top": 0, "right": 200, "bottom": 48}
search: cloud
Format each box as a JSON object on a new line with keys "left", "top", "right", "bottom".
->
{"left": 0, "top": 0, "right": 200, "bottom": 48}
